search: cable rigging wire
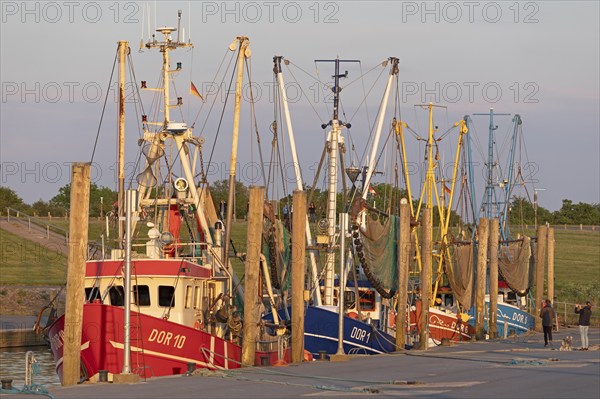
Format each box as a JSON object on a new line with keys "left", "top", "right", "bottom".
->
{"left": 206, "top": 48, "right": 239, "bottom": 174}
{"left": 90, "top": 46, "right": 118, "bottom": 164}
{"left": 283, "top": 61, "right": 326, "bottom": 125}
{"left": 244, "top": 58, "right": 267, "bottom": 188}
{"left": 192, "top": 47, "right": 232, "bottom": 131}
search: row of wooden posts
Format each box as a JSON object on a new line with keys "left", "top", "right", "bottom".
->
{"left": 243, "top": 190, "right": 555, "bottom": 360}
{"left": 62, "top": 165, "right": 556, "bottom": 386}
{"left": 241, "top": 187, "right": 307, "bottom": 364}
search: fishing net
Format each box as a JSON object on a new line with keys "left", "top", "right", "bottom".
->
{"left": 359, "top": 215, "right": 399, "bottom": 290}
{"left": 445, "top": 243, "right": 474, "bottom": 310}
{"left": 263, "top": 219, "right": 292, "bottom": 291}
{"left": 498, "top": 237, "right": 532, "bottom": 295}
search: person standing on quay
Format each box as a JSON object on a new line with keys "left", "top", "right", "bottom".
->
{"left": 539, "top": 299, "right": 556, "bottom": 347}
{"left": 575, "top": 301, "right": 592, "bottom": 350}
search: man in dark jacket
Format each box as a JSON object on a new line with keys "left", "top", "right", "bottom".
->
{"left": 575, "top": 301, "right": 592, "bottom": 350}
{"left": 539, "top": 299, "right": 555, "bottom": 347}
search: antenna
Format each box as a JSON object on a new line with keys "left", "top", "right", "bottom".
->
{"left": 177, "top": 10, "right": 181, "bottom": 43}
{"left": 314, "top": 58, "right": 360, "bottom": 125}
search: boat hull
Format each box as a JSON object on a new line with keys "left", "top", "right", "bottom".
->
{"left": 46, "top": 303, "right": 287, "bottom": 382}
{"left": 467, "top": 301, "right": 534, "bottom": 337}
{"left": 409, "top": 303, "right": 473, "bottom": 343}
{"left": 266, "top": 306, "right": 397, "bottom": 356}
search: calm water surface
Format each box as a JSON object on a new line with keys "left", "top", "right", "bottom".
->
{"left": 0, "top": 346, "right": 60, "bottom": 388}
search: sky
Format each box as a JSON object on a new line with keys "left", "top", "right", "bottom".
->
{"left": 1, "top": 1, "right": 599, "bottom": 212}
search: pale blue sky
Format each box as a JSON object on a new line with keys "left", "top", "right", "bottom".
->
{"left": 1, "top": 1, "right": 599, "bottom": 211}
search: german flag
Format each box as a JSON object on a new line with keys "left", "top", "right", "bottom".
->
{"left": 190, "top": 82, "right": 203, "bottom": 100}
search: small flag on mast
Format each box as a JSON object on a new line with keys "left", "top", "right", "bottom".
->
{"left": 190, "top": 82, "right": 203, "bottom": 100}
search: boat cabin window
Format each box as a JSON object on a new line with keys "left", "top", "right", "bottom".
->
{"left": 85, "top": 287, "right": 101, "bottom": 302}
{"left": 109, "top": 286, "right": 125, "bottom": 306}
{"left": 158, "top": 285, "right": 175, "bottom": 307}
{"left": 185, "top": 286, "right": 192, "bottom": 309}
{"left": 133, "top": 285, "right": 151, "bottom": 306}
{"left": 445, "top": 295, "right": 454, "bottom": 307}
{"left": 359, "top": 290, "right": 376, "bottom": 311}
{"left": 194, "top": 286, "right": 202, "bottom": 309}
{"left": 344, "top": 291, "right": 356, "bottom": 309}
{"left": 506, "top": 291, "right": 517, "bottom": 304}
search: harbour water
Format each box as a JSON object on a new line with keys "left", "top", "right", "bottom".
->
{"left": 0, "top": 346, "right": 60, "bottom": 388}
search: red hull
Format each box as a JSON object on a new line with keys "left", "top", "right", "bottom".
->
{"left": 409, "top": 302, "right": 473, "bottom": 343}
{"left": 47, "top": 303, "right": 288, "bottom": 382}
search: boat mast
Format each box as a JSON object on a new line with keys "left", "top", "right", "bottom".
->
{"left": 315, "top": 58, "right": 358, "bottom": 306}
{"left": 122, "top": 189, "right": 136, "bottom": 375}
{"left": 117, "top": 41, "right": 128, "bottom": 248}
{"left": 223, "top": 37, "right": 250, "bottom": 278}
{"left": 473, "top": 108, "right": 510, "bottom": 222}
{"left": 413, "top": 103, "right": 444, "bottom": 305}
{"left": 273, "top": 56, "right": 322, "bottom": 306}
{"left": 141, "top": 18, "right": 216, "bottom": 243}
{"left": 500, "top": 114, "right": 522, "bottom": 239}
{"left": 414, "top": 103, "right": 443, "bottom": 216}
{"left": 463, "top": 115, "right": 478, "bottom": 234}
{"left": 361, "top": 57, "right": 399, "bottom": 199}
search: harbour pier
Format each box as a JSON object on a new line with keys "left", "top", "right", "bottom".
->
{"left": 2, "top": 326, "right": 597, "bottom": 399}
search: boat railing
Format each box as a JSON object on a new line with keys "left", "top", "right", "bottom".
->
{"left": 130, "top": 241, "right": 206, "bottom": 260}
{"left": 205, "top": 245, "right": 236, "bottom": 304}
{"left": 256, "top": 334, "right": 289, "bottom": 359}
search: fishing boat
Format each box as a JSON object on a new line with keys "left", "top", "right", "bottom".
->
{"left": 464, "top": 110, "right": 536, "bottom": 337}
{"left": 40, "top": 15, "right": 288, "bottom": 383}
{"left": 262, "top": 57, "right": 399, "bottom": 355}
{"left": 396, "top": 103, "right": 475, "bottom": 345}
{"left": 340, "top": 100, "right": 478, "bottom": 346}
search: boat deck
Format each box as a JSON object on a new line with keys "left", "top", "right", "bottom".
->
{"left": 8, "top": 326, "right": 598, "bottom": 398}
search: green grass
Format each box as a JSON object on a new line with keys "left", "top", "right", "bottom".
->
{"left": 546, "top": 229, "right": 600, "bottom": 305}
{"left": 45, "top": 218, "right": 105, "bottom": 243}
{"left": 551, "top": 229, "right": 600, "bottom": 285}
{"left": 516, "top": 228, "right": 600, "bottom": 290}
{"left": 0, "top": 229, "right": 68, "bottom": 285}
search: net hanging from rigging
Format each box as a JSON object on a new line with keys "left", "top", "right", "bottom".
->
{"left": 358, "top": 214, "right": 399, "bottom": 292}
{"left": 498, "top": 237, "right": 532, "bottom": 296}
{"left": 445, "top": 243, "right": 474, "bottom": 310}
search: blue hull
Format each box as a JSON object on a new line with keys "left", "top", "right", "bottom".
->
{"left": 468, "top": 301, "right": 534, "bottom": 336}
{"left": 265, "top": 306, "right": 397, "bottom": 356}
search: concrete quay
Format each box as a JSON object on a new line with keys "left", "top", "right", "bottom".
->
{"left": 3, "top": 326, "right": 599, "bottom": 399}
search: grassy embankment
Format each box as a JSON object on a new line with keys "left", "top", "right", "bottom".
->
{"left": 1, "top": 220, "right": 598, "bottom": 305}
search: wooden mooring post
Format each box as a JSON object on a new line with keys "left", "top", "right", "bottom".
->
{"left": 419, "top": 208, "right": 432, "bottom": 350}
{"left": 475, "top": 218, "right": 489, "bottom": 341}
{"left": 396, "top": 199, "right": 410, "bottom": 350}
{"left": 242, "top": 186, "right": 264, "bottom": 366}
{"left": 62, "top": 163, "right": 91, "bottom": 386}
{"left": 488, "top": 219, "right": 499, "bottom": 339}
{"left": 291, "top": 190, "right": 306, "bottom": 363}
{"left": 535, "top": 225, "right": 548, "bottom": 332}
{"left": 547, "top": 227, "right": 555, "bottom": 303}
